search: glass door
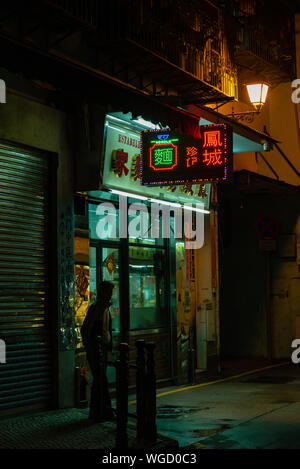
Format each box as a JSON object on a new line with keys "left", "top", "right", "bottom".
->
{"left": 90, "top": 242, "right": 122, "bottom": 384}
{"left": 129, "top": 246, "right": 167, "bottom": 331}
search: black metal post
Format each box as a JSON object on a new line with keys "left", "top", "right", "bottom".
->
{"left": 136, "top": 339, "right": 146, "bottom": 441}
{"left": 116, "top": 342, "right": 129, "bottom": 449}
{"left": 144, "top": 342, "right": 157, "bottom": 443}
{"left": 97, "top": 335, "right": 106, "bottom": 418}
{"left": 188, "top": 348, "right": 196, "bottom": 385}
{"left": 75, "top": 366, "right": 81, "bottom": 408}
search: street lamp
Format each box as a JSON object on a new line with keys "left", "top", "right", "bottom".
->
{"left": 227, "top": 82, "right": 270, "bottom": 123}
{"left": 246, "top": 83, "right": 269, "bottom": 111}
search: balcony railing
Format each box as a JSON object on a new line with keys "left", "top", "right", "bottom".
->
{"left": 230, "top": 0, "right": 296, "bottom": 78}
{"left": 40, "top": 0, "right": 238, "bottom": 99}
{"left": 98, "top": 0, "right": 238, "bottom": 99}
{"left": 43, "top": 0, "right": 99, "bottom": 27}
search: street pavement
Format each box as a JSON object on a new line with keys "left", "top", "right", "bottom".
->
{"left": 148, "top": 362, "right": 300, "bottom": 449}
{"left": 0, "top": 406, "right": 177, "bottom": 450}
{"left": 1, "top": 361, "right": 299, "bottom": 450}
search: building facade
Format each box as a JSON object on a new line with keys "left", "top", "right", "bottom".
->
{"left": 0, "top": 70, "right": 75, "bottom": 415}
{"left": 215, "top": 0, "right": 300, "bottom": 361}
{"left": 0, "top": 0, "right": 295, "bottom": 416}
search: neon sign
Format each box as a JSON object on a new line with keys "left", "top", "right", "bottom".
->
{"left": 149, "top": 142, "right": 178, "bottom": 171}
{"left": 141, "top": 125, "right": 233, "bottom": 186}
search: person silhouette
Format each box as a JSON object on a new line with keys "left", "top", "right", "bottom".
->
{"left": 81, "top": 281, "right": 115, "bottom": 421}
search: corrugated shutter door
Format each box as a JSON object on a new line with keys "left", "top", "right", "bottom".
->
{"left": 0, "top": 142, "right": 52, "bottom": 413}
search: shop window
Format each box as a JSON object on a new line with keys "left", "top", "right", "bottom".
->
{"left": 74, "top": 264, "right": 90, "bottom": 332}
{"left": 129, "top": 247, "right": 167, "bottom": 330}
{"left": 89, "top": 246, "right": 97, "bottom": 302}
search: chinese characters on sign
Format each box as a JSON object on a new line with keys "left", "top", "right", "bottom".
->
{"left": 203, "top": 130, "right": 224, "bottom": 167}
{"left": 150, "top": 142, "right": 178, "bottom": 171}
{"left": 154, "top": 147, "right": 173, "bottom": 166}
{"left": 141, "top": 124, "right": 233, "bottom": 186}
{"left": 203, "top": 130, "right": 223, "bottom": 148}
{"left": 131, "top": 154, "right": 142, "bottom": 181}
{"left": 112, "top": 149, "right": 129, "bottom": 177}
{"left": 186, "top": 146, "right": 198, "bottom": 167}
{"left": 105, "top": 117, "right": 210, "bottom": 205}
{"left": 181, "top": 183, "right": 194, "bottom": 196}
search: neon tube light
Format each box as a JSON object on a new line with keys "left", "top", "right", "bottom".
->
{"left": 149, "top": 199, "right": 181, "bottom": 208}
{"left": 110, "top": 189, "right": 148, "bottom": 201}
{"left": 184, "top": 205, "right": 210, "bottom": 214}
{"left": 110, "top": 190, "right": 210, "bottom": 213}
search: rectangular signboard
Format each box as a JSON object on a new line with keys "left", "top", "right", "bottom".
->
{"left": 102, "top": 116, "right": 211, "bottom": 209}
{"left": 141, "top": 124, "right": 233, "bottom": 186}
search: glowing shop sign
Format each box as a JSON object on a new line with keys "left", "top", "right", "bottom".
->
{"left": 141, "top": 125, "right": 233, "bottom": 186}
{"left": 150, "top": 142, "right": 178, "bottom": 171}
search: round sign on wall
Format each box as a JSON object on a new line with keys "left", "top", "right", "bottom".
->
{"left": 254, "top": 214, "right": 280, "bottom": 240}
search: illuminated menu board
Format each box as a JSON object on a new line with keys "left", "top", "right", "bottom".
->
{"left": 141, "top": 124, "right": 233, "bottom": 186}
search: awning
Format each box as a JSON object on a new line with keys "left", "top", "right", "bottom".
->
{"left": 231, "top": 170, "right": 300, "bottom": 195}
{"left": 106, "top": 104, "right": 277, "bottom": 156}
{"left": 190, "top": 104, "right": 277, "bottom": 154}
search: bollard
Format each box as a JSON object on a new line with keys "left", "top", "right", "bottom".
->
{"left": 79, "top": 366, "right": 88, "bottom": 407}
{"left": 188, "top": 348, "right": 196, "bottom": 385}
{"left": 116, "top": 342, "right": 129, "bottom": 449}
{"left": 135, "top": 339, "right": 146, "bottom": 441}
{"left": 97, "top": 335, "right": 106, "bottom": 418}
{"left": 75, "top": 366, "right": 81, "bottom": 408}
{"left": 144, "top": 342, "right": 157, "bottom": 443}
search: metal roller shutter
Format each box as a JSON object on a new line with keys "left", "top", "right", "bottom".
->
{"left": 0, "top": 142, "right": 53, "bottom": 413}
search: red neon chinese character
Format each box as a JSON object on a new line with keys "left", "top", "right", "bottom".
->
{"left": 203, "top": 149, "right": 223, "bottom": 166}
{"left": 131, "top": 154, "right": 142, "bottom": 181}
{"left": 203, "top": 131, "right": 223, "bottom": 148}
{"left": 167, "top": 185, "right": 177, "bottom": 193}
{"left": 186, "top": 146, "right": 198, "bottom": 167}
{"left": 113, "top": 149, "right": 129, "bottom": 177}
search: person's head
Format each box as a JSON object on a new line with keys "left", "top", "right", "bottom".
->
{"left": 97, "top": 281, "right": 114, "bottom": 302}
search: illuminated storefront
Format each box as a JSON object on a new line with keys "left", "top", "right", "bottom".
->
{"left": 74, "top": 112, "right": 211, "bottom": 386}
{"left": 74, "top": 108, "right": 275, "bottom": 390}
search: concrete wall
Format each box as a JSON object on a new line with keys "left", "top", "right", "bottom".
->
{"left": 195, "top": 209, "right": 220, "bottom": 372}
{"left": 0, "top": 81, "right": 75, "bottom": 408}
{"left": 220, "top": 194, "right": 300, "bottom": 359}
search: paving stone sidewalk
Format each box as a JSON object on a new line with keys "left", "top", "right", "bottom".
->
{"left": 0, "top": 408, "right": 178, "bottom": 450}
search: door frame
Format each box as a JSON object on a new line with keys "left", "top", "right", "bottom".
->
{"left": 88, "top": 199, "right": 176, "bottom": 379}
{"left": 90, "top": 239, "right": 130, "bottom": 344}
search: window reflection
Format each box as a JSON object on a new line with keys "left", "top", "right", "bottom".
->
{"left": 129, "top": 246, "right": 166, "bottom": 330}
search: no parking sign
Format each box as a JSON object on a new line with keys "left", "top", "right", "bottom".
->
{"left": 254, "top": 214, "right": 280, "bottom": 240}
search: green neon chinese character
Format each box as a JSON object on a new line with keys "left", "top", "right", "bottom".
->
{"left": 154, "top": 147, "right": 174, "bottom": 166}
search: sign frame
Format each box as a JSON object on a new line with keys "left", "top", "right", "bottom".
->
{"left": 140, "top": 124, "right": 233, "bottom": 186}
{"left": 102, "top": 115, "right": 211, "bottom": 210}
